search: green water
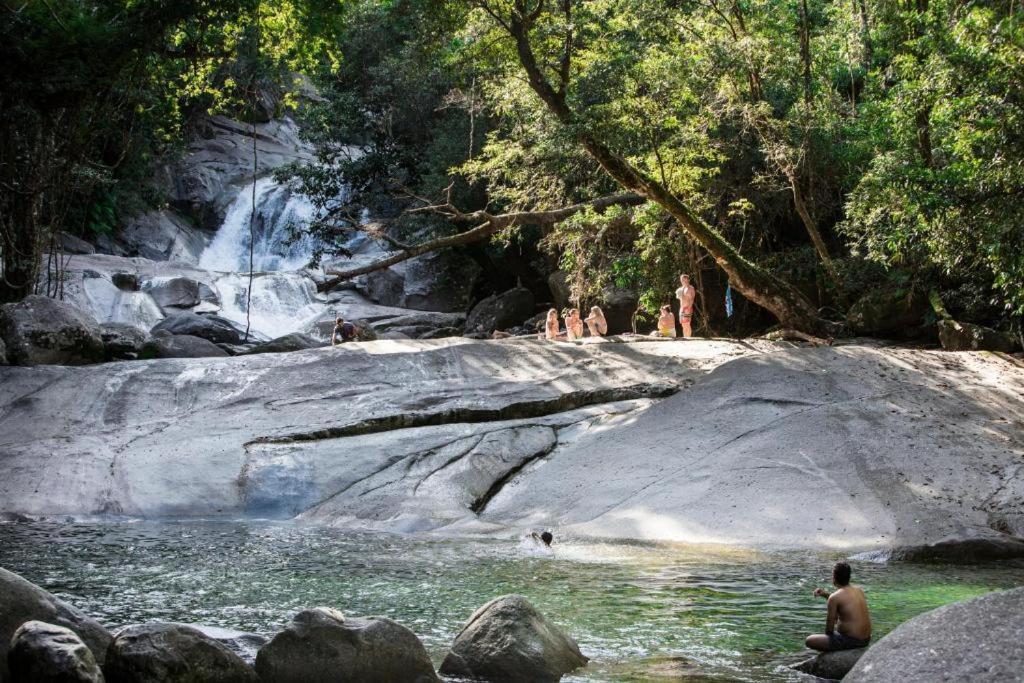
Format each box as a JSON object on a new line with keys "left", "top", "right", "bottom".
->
{"left": 2, "top": 520, "right": 1022, "bottom": 681}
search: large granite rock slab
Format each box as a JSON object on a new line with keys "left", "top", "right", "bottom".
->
{"left": 7, "top": 620, "right": 104, "bottom": 683}
{"left": 846, "top": 587, "right": 1024, "bottom": 682}
{"left": 151, "top": 311, "right": 240, "bottom": 344}
{"left": 0, "top": 295, "right": 105, "bottom": 366}
{"left": 116, "top": 210, "right": 208, "bottom": 264}
{"left": 254, "top": 607, "right": 437, "bottom": 683}
{"left": 439, "top": 595, "right": 587, "bottom": 682}
{"left": 478, "top": 346, "right": 1024, "bottom": 557}
{"left": 104, "top": 622, "right": 256, "bottom": 683}
{"left": 140, "top": 334, "right": 230, "bottom": 359}
{"left": 0, "top": 568, "right": 112, "bottom": 680}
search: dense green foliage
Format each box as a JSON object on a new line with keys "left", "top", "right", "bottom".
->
{"left": 3, "top": 0, "right": 1021, "bottom": 335}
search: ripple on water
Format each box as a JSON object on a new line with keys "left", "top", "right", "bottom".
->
{"left": 1, "top": 520, "right": 1022, "bottom": 682}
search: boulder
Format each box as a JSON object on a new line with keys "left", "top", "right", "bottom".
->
{"left": 357, "top": 250, "right": 480, "bottom": 313}
{"left": 846, "top": 587, "right": 1024, "bottom": 682}
{"left": 254, "top": 607, "right": 438, "bottom": 683}
{"left": 547, "top": 270, "right": 571, "bottom": 310}
{"left": 792, "top": 648, "right": 867, "bottom": 680}
{"left": 244, "top": 333, "right": 325, "bottom": 355}
{"left": 0, "top": 295, "right": 105, "bottom": 366}
{"left": 58, "top": 232, "right": 97, "bottom": 255}
{"left": 847, "top": 288, "right": 929, "bottom": 338}
{"left": 0, "top": 336, "right": 7, "bottom": 365}
{"left": 104, "top": 622, "right": 256, "bottom": 683}
{"left": 150, "top": 311, "right": 240, "bottom": 344}
{"left": 439, "top": 595, "right": 588, "bottom": 682}
{"left": 0, "top": 568, "right": 112, "bottom": 680}
{"left": 144, "top": 278, "right": 201, "bottom": 310}
{"left": 140, "top": 335, "right": 229, "bottom": 359}
{"left": 465, "top": 287, "right": 535, "bottom": 334}
{"left": 937, "top": 319, "right": 1020, "bottom": 353}
{"left": 111, "top": 273, "right": 139, "bottom": 292}
{"left": 7, "top": 620, "right": 104, "bottom": 683}
{"left": 116, "top": 210, "right": 208, "bottom": 264}
{"left": 599, "top": 287, "right": 638, "bottom": 335}
{"left": 100, "top": 323, "right": 148, "bottom": 361}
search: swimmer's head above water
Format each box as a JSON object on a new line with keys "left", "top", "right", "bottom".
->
{"left": 540, "top": 531, "right": 553, "bottom": 546}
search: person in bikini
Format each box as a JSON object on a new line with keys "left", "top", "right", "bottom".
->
{"left": 805, "top": 561, "right": 872, "bottom": 652}
{"left": 583, "top": 306, "right": 608, "bottom": 337}
{"left": 656, "top": 304, "right": 677, "bottom": 338}
{"left": 674, "top": 274, "right": 695, "bottom": 338}
{"left": 544, "top": 308, "right": 562, "bottom": 340}
{"left": 564, "top": 308, "right": 584, "bottom": 340}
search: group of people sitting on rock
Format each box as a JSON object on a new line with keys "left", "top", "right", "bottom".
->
{"left": 543, "top": 306, "right": 608, "bottom": 341}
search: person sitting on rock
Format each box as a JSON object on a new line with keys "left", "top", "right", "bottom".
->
{"left": 331, "top": 317, "right": 357, "bottom": 345}
{"left": 545, "top": 309, "right": 562, "bottom": 341}
{"left": 656, "top": 304, "right": 677, "bottom": 338}
{"left": 805, "top": 561, "right": 872, "bottom": 652}
{"left": 584, "top": 306, "right": 608, "bottom": 337}
{"left": 565, "top": 308, "right": 584, "bottom": 341}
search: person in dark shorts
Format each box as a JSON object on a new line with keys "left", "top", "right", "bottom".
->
{"left": 805, "top": 561, "right": 872, "bottom": 651}
{"left": 331, "top": 317, "right": 357, "bottom": 345}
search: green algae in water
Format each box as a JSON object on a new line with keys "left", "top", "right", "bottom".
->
{"left": 1, "top": 521, "right": 1022, "bottom": 682}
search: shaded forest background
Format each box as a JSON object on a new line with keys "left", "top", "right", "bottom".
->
{"left": 1, "top": 0, "right": 1021, "bottom": 339}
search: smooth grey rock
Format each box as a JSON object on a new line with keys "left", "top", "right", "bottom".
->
{"left": 111, "top": 273, "right": 139, "bottom": 292}
{"left": 100, "top": 323, "right": 147, "bottom": 360}
{"left": 793, "top": 647, "right": 867, "bottom": 680}
{"left": 356, "top": 250, "right": 480, "bottom": 313}
{"left": 938, "top": 319, "right": 1020, "bottom": 352}
{"left": 439, "top": 595, "right": 587, "bottom": 682}
{"left": 846, "top": 588, "right": 1024, "bottom": 682}
{"left": 144, "top": 278, "right": 201, "bottom": 309}
{"left": 0, "top": 295, "right": 105, "bottom": 366}
{"left": 548, "top": 270, "right": 571, "bottom": 310}
{"left": 847, "top": 288, "right": 929, "bottom": 338}
{"left": 104, "top": 622, "right": 256, "bottom": 683}
{"left": 0, "top": 336, "right": 6, "bottom": 365}
{"left": 7, "top": 620, "right": 104, "bottom": 683}
{"left": 58, "top": 232, "right": 97, "bottom": 255}
{"left": 465, "top": 287, "right": 535, "bottom": 334}
{"left": 0, "top": 568, "right": 112, "bottom": 680}
{"left": 254, "top": 607, "right": 438, "bottom": 683}
{"left": 243, "top": 333, "right": 324, "bottom": 355}
{"left": 600, "top": 286, "right": 638, "bottom": 335}
{"left": 140, "top": 334, "right": 229, "bottom": 359}
{"left": 116, "top": 210, "right": 208, "bottom": 264}
{"left": 151, "top": 311, "right": 240, "bottom": 344}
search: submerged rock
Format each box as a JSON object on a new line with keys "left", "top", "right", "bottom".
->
{"left": 140, "top": 334, "right": 229, "bottom": 359}
{"left": 793, "top": 647, "right": 867, "bottom": 680}
{"left": 151, "top": 311, "right": 240, "bottom": 344}
{"left": 254, "top": 607, "right": 438, "bottom": 683}
{"left": 0, "top": 568, "right": 112, "bottom": 680}
{"left": 465, "top": 287, "right": 535, "bottom": 334}
{"left": 104, "top": 622, "right": 256, "bottom": 683}
{"left": 0, "top": 295, "right": 105, "bottom": 366}
{"left": 7, "top": 620, "right": 104, "bottom": 683}
{"left": 846, "top": 587, "right": 1024, "bottom": 682}
{"left": 439, "top": 594, "right": 588, "bottom": 682}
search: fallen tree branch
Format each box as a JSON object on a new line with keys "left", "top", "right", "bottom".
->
{"left": 317, "top": 192, "right": 644, "bottom": 292}
{"left": 761, "top": 328, "right": 834, "bottom": 346}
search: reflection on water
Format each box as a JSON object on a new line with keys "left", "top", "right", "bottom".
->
{"left": 1, "top": 521, "right": 1022, "bottom": 682}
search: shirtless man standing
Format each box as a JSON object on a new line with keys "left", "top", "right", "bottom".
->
{"left": 675, "top": 274, "right": 696, "bottom": 338}
{"left": 805, "top": 561, "right": 872, "bottom": 652}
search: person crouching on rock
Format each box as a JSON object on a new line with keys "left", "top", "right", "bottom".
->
{"left": 545, "top": 309, "right": 562, "bottom": 341}
{"left": 332, "top": 317, "right": 357, "bottom": 345}
{"left": 565, "top": 308, "right": 584, "bottom": 341}
{"left": 656, "top": 305, "right": 677, "bottom": 338}
{"left": 805, "top": 561, "right": 872, "bottom": 652}
{"left": 584, "top": 306, "right": 607, "bottom": 337}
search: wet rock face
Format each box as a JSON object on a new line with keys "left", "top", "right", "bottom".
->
{"left": 104, "top": 622, "right": 257, "bottom": 683}
{"left": 846, "top": 588, "right": 1024, "bottom": 682}
{"left": 0, "top": 295, "right": 105, "bottom": 366}
{"left": 465, "top": 287, "right": 535, "bottom": 335}
{"left": 793, "top": 647, "right": 867, "bottom": 680}
{"left": 150, "top": 311, "right": 241, "bottom": 345}
{"left": 117, "top": 210, "right": 209, "bottom": 264}
{"left": 439, "top": 595, "right": 588, "bottom": 682}
{"left": 254, "top": 608, "right": 438, "bottom": 683}
{"left": 140, "top": 334, "right": 230, "bottom": 359}
{"left": 0, "top": 568, "right": 112, "bottom": 680}
{"left": 7, "top": 620, "right": 104, "bottom": 683}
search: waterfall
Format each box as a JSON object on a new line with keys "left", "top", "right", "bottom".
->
{"left": 199, "top": 177, "right": 322, "bottom": 273}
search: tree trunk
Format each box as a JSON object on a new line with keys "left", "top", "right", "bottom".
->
{"left": 501, "top": 4, "right": 832, "bottom": 334}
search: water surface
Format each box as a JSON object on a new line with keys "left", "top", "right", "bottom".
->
{"left": 2, "top": 520, "right": 1022, "bottom": 681}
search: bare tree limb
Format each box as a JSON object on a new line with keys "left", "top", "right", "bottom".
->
{"left": 317, "top": 192, "right": 644, "bottom": 292}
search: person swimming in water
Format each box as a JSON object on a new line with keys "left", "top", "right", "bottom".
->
{"left": 530, "top": 530, "right": 553, "bottom": 547}
{"left": 805, "top": 561, "right": 872, "bottom": 652}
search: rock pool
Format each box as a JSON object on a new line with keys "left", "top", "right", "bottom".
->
{"left": 2, "top": 520, "right": 1022, "bottom": 681}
